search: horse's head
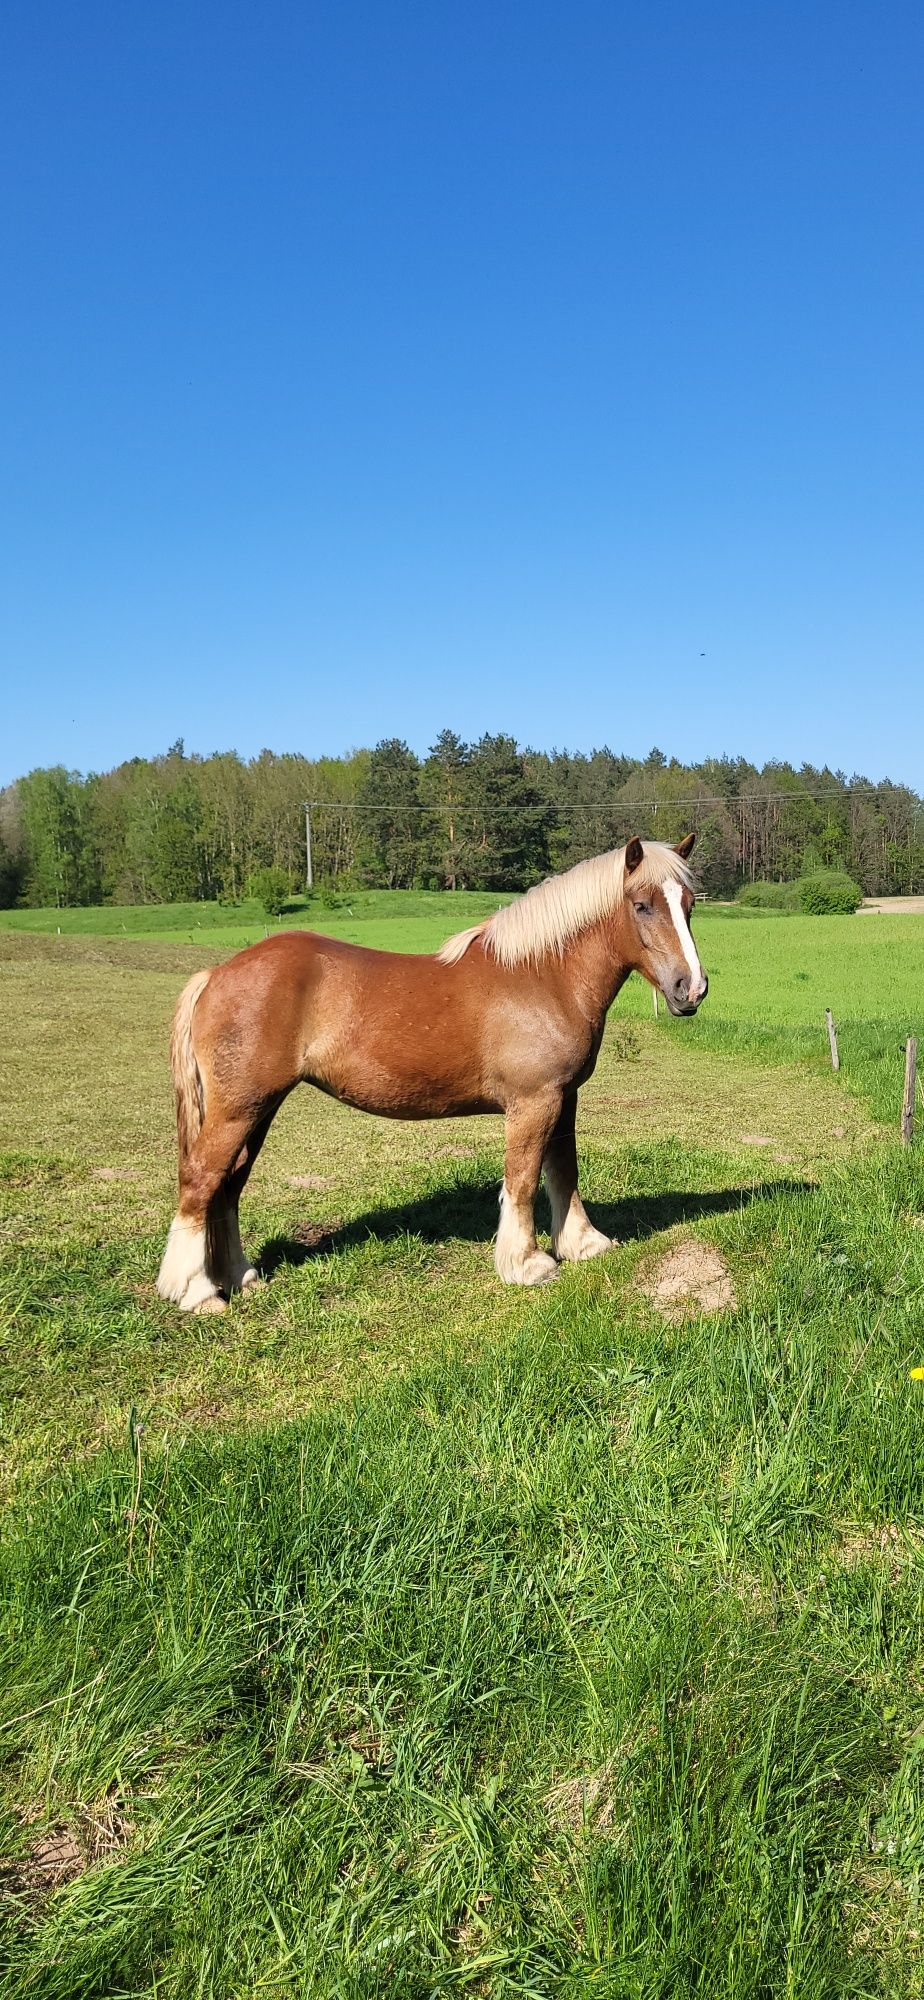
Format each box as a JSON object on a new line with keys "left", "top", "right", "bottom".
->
{"left": 623, "top": 832, "right": 708, "bottom": 1016}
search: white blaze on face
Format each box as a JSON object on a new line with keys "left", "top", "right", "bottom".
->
{"left": 663, "top": 879, "right": 706, "bottom": 1002}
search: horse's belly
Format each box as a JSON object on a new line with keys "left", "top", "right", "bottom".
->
{"left": 330, "top": 1084, "right": 494, "bottom": 1120}
{"left": 306, "top": 1029, "right": 495, "bottom": 1121}
{"left": 310, "top": 1067, "right": 495, "bottom": 1121}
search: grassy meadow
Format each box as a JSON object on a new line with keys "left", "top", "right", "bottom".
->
{"left": 2, "top": 893, "right": 924, "bottom": 1996}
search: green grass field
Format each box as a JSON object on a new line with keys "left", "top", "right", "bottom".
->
{"left": 0, "top": 889, "right": 503, "bottom": 955}
{"left": 2, "top": 895, "right": 924, "bottom": 1996}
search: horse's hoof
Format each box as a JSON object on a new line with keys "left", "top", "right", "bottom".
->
{"left": 571, "top": 1229, "right": 614, "bottom": 1262}
{"left": 552, "top": 1221, "right": 615, "bottom": 1263}
{"left": 240, "top": 1269, "right": 264, "bottom": 1293}
{"left": 505, "top": 1250, "right": 559, "bottom": 1286}
{"left": 194, "top": 1293, "right": 228, "bottom": 1316}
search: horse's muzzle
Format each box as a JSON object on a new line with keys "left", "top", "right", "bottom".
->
{"left": 664, "top": 973, "right": 708, "bottom": 1016}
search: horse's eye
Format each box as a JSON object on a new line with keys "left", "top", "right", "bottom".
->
{"left": 636, "top": 901, "right": 652, "bottom": 918}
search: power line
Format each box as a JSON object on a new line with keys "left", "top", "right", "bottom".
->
{"left": 302, "top": 784, "right": 920, "bottom": 817}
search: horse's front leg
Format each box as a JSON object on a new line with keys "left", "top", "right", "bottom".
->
{"left": 543, "top": 1090, "right": 612, "bottom": 1264}
{"left": 496, "top": 1096, "right": 561, "bottom": 1285}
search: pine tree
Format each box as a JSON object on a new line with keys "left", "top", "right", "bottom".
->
{"left": 421, "top": 730, "right": 470, "bottom": 889}
{"left": 357, "top": 740, "right": 426, "bottom": 888}
{"left": 464, "top": 735, "right": 554, "bottom": 891}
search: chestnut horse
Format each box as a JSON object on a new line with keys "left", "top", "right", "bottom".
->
{"left": 157, "top": 834, "right": 707, "bottom": 1312}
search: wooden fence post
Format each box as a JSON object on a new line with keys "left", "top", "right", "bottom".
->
{"left": 902, "top": 1038, "right": 918, "bottom": 1147}
{"left": 825, "top": 1010, "right": 840, "bottom": 1072}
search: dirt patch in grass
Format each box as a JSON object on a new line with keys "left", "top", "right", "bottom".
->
{"left": 545, "top": 1762, "right": 619, "bottom": 1836}
{"left": 3, "top": 1825, "right": 85, "bottom": 1900}
{"left": 290, "top": 1217, "right": 344, "bottom": 1252}
{"left": 835, "top": 1522, "right": 924, "bottom": 1580}
{"left": 173, "top": 1397, "right": 231, "bottom": 1429}
{"left": 642, "top": 1240, "right": 736, "bottom": 1319}
{"left": 449, "top": 1894, "right": 495, "bottom": 1960}
{"left": 3, "top": 1792, "right": 132, "bottom": 1908}
{"left": 289, "top": 1173, "right": 336, "bottom": 1192}
{"left": 848, "top": 1859, "right": 917, "bottom": 1954}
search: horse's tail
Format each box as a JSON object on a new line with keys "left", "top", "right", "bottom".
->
{"left": 170, "top": 969, "right": 211, "bottom": 1161}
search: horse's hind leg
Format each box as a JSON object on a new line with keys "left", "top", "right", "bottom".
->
{"left": 543, "top": 1092, "right": 612, "bottom": 1264}
{"left": 159, "top": 1112, "right": 266, "bottom": 1314}
{"left": 221, "top": 1111, "right": 276, "bottom": 1295}
{"left": 496, "top": 1095, "right": 561, "bottom": 1285}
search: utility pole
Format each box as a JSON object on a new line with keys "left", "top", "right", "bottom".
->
{"left": 303, "top": 803, "right": 313, "bottom": 891}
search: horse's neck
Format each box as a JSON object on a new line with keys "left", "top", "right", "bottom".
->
{"left": 564, "top": 910, "right": 634, "bottom": 1018}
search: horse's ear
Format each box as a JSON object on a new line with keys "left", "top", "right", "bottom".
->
{"left": 624, "top": 836, "right": 645, "bottom": 875}
{"left": 674, "top": 831, "right": 696, "bottom": 860}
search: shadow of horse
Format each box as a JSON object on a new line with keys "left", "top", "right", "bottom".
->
{"left": 258, "top": 1174, "right": 812, "bottom": 1278}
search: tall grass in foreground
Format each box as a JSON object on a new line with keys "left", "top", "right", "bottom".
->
{"left": 3, "top": 1152, "right": 924, "bottom": 1998}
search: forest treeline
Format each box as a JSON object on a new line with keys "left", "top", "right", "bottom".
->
{"left": 1, "top": 732, "right": 922, "bottom": 907}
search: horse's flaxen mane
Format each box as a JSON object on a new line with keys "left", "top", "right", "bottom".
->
{"left": 437, "top": 840, "right": 695, "bottom": 968}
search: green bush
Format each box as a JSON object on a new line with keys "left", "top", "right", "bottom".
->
{"left": 736, "top": 880, "right": 801, "bottom": 911}
{"left": 737, "top": 874, "right": 863, "bottom": 915}
{"left": 247, "top": 866, "right": 291, "bottom": 917}
{"left": 798, "top": 871, "right": 863, "bottom": 915}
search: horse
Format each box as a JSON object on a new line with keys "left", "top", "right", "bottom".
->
{"left": 157, "top": 834, "right": 708, "bottom": 1313}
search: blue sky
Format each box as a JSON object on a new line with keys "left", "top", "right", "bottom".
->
{"left": 1, "top": 1, "right": 922, "bottom": 787}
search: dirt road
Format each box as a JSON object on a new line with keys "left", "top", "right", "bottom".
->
{"left": 859, "top": 896, "right": 924, "bottom": 914}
